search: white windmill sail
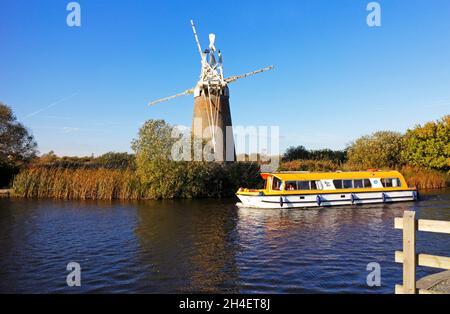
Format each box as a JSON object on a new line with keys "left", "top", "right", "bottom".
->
{"left": 209, "top": 33, "right": 216, "bottom": 52}
{"left": 147, "top": 20, "right": 274, "bottom": 155}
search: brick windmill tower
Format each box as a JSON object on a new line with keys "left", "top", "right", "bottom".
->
{"left": 149, "top": 20, "right": 273, "bottom": 161}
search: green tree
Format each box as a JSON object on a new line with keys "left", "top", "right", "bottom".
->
{"left": 283, "top": 145, "right": 346, "bottom": 163}
{"left": 307, "top": 149, "right": 347, "bottom": 163}
{"left": 96, "top": 152, "right": 135, "bottom": 169}
{"left": 346, "top": 131, "right": 404, "bottom": 169}
{"left": 130, "top": 119, "right": 261, "bottom": 199}
{"left": 402, "top": 115, "right": 450, "bottom": 171}
{"left": 131, "top": 119, "right": 186, "bottom": 198}
{"left": 282, "top": 145, "right": 310, "bottom": 161}
{"left": 0, "top": 103, "right": 37, "bottom": 166}
{"left": 0, "top": 103, "right": 38, "bottom": 187}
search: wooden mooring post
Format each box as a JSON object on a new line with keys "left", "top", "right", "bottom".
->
{"left": 402, "top": 211, "right": 416, "bottom": 293}
{"left": 394, "top": 210, "right": 450, "bottom": 294}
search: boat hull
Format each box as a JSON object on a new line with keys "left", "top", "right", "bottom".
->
{"left": 236, "top": 190, "right": 417, "bottom": 209}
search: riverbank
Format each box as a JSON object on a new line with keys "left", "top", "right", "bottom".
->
{"left": 9, "top": 166, "right": 450, "bottom": 201}
{"left": 11, "top": 163, "right": 262, "bottom": 200}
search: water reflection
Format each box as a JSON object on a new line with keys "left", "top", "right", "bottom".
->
{"left": 134, "top": 199, "right": 240, "bottom": 293}
{"left": 0, "top": 189, "right": 448, "bottom": 293}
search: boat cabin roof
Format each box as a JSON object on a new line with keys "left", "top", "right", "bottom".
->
{"left": 260, "top": 170, "right": 405, "bottom": 181}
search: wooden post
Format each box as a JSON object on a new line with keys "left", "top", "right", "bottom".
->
{"left": 403, "top": 211, "right": 417, "bottom": 294}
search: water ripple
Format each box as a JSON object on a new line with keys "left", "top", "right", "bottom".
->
{"left": 0, "top": 190, "right": 449, "bottom": 293}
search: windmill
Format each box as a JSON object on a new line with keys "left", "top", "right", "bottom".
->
{"left": 149, "top": 20, "right": 273, "bottom": 162}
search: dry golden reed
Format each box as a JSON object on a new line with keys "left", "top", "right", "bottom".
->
{"left": 400, "top": 165, "right": 450, "bottom": 189}
{"left": 13, "top": 168, "right": 143, "bottom": 200}
{"left": 12, "top": 162, "right": 262, "bottom": 200}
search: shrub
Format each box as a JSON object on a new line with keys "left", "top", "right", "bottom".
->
{"left": 283, "top": 145, "right": 346, "bottom": 163}
{"left": 402, "top": 115, "right": 450, "bottom": 171}
{"left": 279, "top": 159, "right": 341, "bottom": 172}
{"left": 346, "top": 131, "right": 404, "bottom": 169}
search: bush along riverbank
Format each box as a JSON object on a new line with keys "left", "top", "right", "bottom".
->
{"left": 13, "top": 159, "right": 448, "bottom": 200}
{"left": 280, "top": 115, "right": 450, "bottom": 190}
{"left": 10, "top": 120, "right": 261, "bottom": 200}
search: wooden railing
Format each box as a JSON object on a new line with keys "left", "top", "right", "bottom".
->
{"left": 394, "top": 211, "right": 450, "bottom": 294}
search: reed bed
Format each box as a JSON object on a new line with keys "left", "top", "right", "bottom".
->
{"left": 13, "top": 168, "right": 143, "bottom": 200}
{"left": 400, "top": 166, "right": 450, "bottom": 189}
{"left": 12, "top": 162, "right": 447, "bottom": 200}
{"left": 12, "top": 162, "right": 261, "bottom": 200}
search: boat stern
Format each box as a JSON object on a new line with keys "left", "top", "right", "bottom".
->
{"left": 236, "top": 188, "right": 265, "bottom": 208}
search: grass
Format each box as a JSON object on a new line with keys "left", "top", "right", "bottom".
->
{"left": 11, "top": 160, "right": 449, "bottom": 200}
{"left": 12, "top": 162, "right": 262, "bottom": 200}
{"left": 400, "top": 165, "right": 450, "bottom": 189}
{"left": 13, "top": 168, "right": 142, "bottom": 200}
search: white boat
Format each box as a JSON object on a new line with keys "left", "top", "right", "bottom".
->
{"left": 236, "top": 170, "right": 418, "bottom": 209}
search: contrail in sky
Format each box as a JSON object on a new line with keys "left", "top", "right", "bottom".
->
{"left": 24, "top": 93, "right": 78, "bottom": 119}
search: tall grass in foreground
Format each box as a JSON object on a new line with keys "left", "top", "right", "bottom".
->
{"left": 12, "top": 162, "right": 262, "bottom": 200}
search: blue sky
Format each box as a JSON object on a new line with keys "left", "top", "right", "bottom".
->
{"left": 1, "top": 0, "right": 450, "bottom": 156}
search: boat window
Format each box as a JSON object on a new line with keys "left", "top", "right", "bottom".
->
{"left": 272, "top": 177, "right": 282, "bottom": 190}
{"left": 297, "top": 181, "right": 310, "bottom": 190}
{"left": 381, "top": 178, "right": 401, "bottom": 188}
{"left": 310, "top": 180, "right": 317, "bottom": 190}
{"left": 316, "top": 181, "right": 323, "bottom": 190}
{"left": 363, "top": 179, "right": 372, "bottom": 188}
{"left": 343, "top": 180, "right": 353, "bottom": 189}
{"left": 285, "top": 181, "right": 297, "bottom": 191}
{"left": 353, "top": 179, "right": 364, "bottom": 188}
{"left": 333, "top": 180, "right": 343, "bottom": 189}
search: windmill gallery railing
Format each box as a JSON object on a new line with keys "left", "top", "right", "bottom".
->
{"left": 394, "top": 211, "right": 450, "bottom": 294}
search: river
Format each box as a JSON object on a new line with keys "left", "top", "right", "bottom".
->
{"left": 0, "top": 190, "right": 449, "bottom": 293}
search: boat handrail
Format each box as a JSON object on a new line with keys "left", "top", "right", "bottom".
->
{"left": 277, "top": 171, "right": 310, "bottom": 174}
